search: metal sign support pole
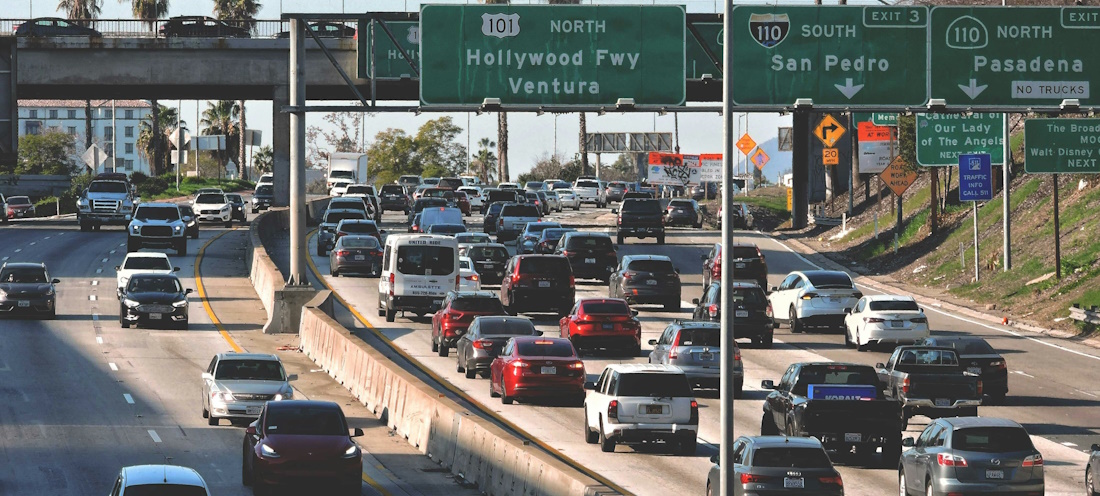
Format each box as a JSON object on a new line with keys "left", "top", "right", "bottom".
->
{"left": 973, "top": 201, "right": 979, "bottom": 283}
{"left": 1002, "top": 114, "right": 1011, "bottom": 271}
{"left": 288, "top": 18, "right": 308, "bottom": 286}
{"left": 719, "top": 0, "right": 735, "bottom": 492}
{"left": 1053, "top": 173, "right": 1061, "bottom": 279}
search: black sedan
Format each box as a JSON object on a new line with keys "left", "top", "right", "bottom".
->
{"left": 16, "top": 18, "right": 100, "bottom": 37}
{"left": 159, "top": 16, "right": 250, "bottom": 38}
{"left": 464, "top": 243, "right": 510, "bottom": 285}
{"left": 554, "top": 232, "right": 617, "bottom": 282}
{"left": 663, "top": 199, "right": 703, "bottom": 228}
{"left": 0, "top": 263, "right": 59, "bottom": 319}
{"left": 119, "top": 274, "right": 191, "bottom": 329}
{"left": 226, "top": 193, "right": 247, "bottom": 222}
{"left": 251, "top": 185, "right": 274, "bottom": 213}
{"left": 329, "top": 235, "right": 382, "bottom": 277}
{"left": 914, "top": 335, "right": 1008, "bottom": 403}
{"left": 608, "top": 255, "right": 681, "bottom": 311}
{"left": 535, "top": 227, "right": 575, "bottom": 254}
{"left": 177, "top": 205, "right": 200, "bottom": 239}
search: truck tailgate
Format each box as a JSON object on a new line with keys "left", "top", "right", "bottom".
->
{"left": 908, "top": 373, "right": 980, "bottom": 401}
{"left": 801, "top": 400, "right": 900, "bottom": 434}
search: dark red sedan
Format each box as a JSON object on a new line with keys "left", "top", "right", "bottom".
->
{"left": 559, "top": 298, "right": 641, "bottom": 356}
{"left": 489, "top": 336, "right": 585, "bottom": 405}
{"left": 242, "top": 400, "right": 363, "bottom": 495}
{"left": 454, "top": 191, "right": 472, "bottom": 216}
{"left": 431, "top": 291, "right": 506, "bottom": 357}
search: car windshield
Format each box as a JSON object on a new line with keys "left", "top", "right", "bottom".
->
{"left": 345, "top": 186, "right": 370, "bottom": 194}
{"left": 127, "top": 276, "right": 181, "bottom": 293}
{"left": 8, "top": 197, "right": 30, "bottom": 205}
{"left": 752, "top": 448, "right": 833, "bottom": 468}
{"left": 525, "top": 182, "right": 545, "bottom": 190}
{"left": 256, "top": 185, "right": 273, "bottom": 195}
{"left": 487, "top": 203, "right": 505, "bottom": 214}
{"left": 264, "top": 406, "right": 346, "bottom": 436}
{"left": 456, "top": 233, "right": 491, "bottom": 244}
{"left": 516, "top": 340, "right": 575, "bottom": 357}
{"left": 940, "top": 338, "right": 997, "bottom": 355}
{"left": 621, "top": 200, "right": 660, "bottom": 214}
{"left": 325, "top": 211, "right": 365, "bottom": 224}
{"left": 576, "top": 180, "right": 599, "bottom": 188}
{"left": 338, "top": 222, "right": 376, "bottom": 233}
{"left": 565, "top": 236, "right": 613, "bottom": 250}
{"left": 135, "top": 206, "right": 180, "bottom": 221}
{"left": 330, "top": 199, "right": 365, "bottom": 210}
{"left": 215, "top": 359, "right": 285, "bottom": 381}
{"left": 467, "top": 246, "right": 509, "bottom": 261}
{"left": 730, "top": 246, "right": 760, "bottom": 259}
{"left": 541, "top": 228, "right": 572, "bottom": 240}
{"left": 675, "top": 328, "right": 721, "bottom": 347}
{"left": 459, "top": 259, "right": 472, "bottom": 270}
{"left": 558, "top": 189, "right": 574, "bottom": 195}
{"left": 123, "top": 486, "right": 209, "bottom": 496}
{"left": 793, "top": 366, "right": 879, "bottom": 396}
{"left": 518, "top": 257, "right": 571, "bottom": 274}
{"left": 88, "top": 181, "right": 128, "bottom": 193}
{"left": 195, "top": 193, "right": 226, "bottom": 204}
{"left": 339, "top": 236, "right": 380, "bottom": 249}
{"left": 396, "top": 246, "right": 454, "bottom": 275}
{"left": 479, "top": 318, "right": 537, "bottom": 335}
{"left": 415, "top": 199, "right": 447, "bottom": 211}
{"left": 868, "top": 300, "right": 920, "bottom": 311}
{"left": 438, "top": 178, "right": 464, "bottom": 190}
{"left": 427, "top": 224, "right": 466, "bottom": 235}
{"left": 952, "top": 427, "right": 1034, "bottom": 452}
{"left": 451, "top": 297, "right": 505, "bottom": 312}
{"left": 616, "top": 373, "right": 692, "bottom": 397}
{"left": 898, "top": 349, "right": 959, "bottom": 366}
{"left": 124, "top": 257, "right": 171, "bottom": 271}
{"left": 525, "top": 223, "right": 559, "bottom": 235}
{"left": 726, "top": 287, "right": 767, "bottom": 305}
{"left": 501, "top": 205, "right": 541, "bottom": 217}
{"left": 805, "top": 272, "right": 853, "bottom": 289}
{"left": 627, "top": 259, "right": 674, "bottom": 273}
{"left": 669, "top": 200, "right": 694, "bottom": 208}
{"left": 381, "top": 185, "right": 404, "bottom": 195}
{"left": 0, "top": 267, "right": 47, "bottom": 283}
{"left": 582, "top": 301, "right": 630, "bottom": 314}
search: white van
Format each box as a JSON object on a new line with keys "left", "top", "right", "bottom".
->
{"left": 378, "top": 234, "right": 459, "bottom": 322}
{"left": 419, "top": 206, "right": 464, "bottom": 231}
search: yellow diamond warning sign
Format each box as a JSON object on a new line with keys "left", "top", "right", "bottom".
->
{"left": 879, "top": 155, "right": 917, "bottom": 197}
{"left": 813, "top": 114, "right": 846, "bottom": 148}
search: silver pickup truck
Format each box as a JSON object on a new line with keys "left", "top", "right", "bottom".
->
{"left": 572, "top": 178, "right": 606, "bottom": 208}
{"left": 77, "top": 178, "right": 137, "bottom": 231}
{"left": 495, "top": 203, "right": 542, "bottom": 243}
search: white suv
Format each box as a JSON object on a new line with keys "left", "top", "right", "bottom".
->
{"left": 115, "top": 252, "right": 179, "bottom": 298}
{"left": 192, "top": 193, "right": 233, "bottom": 227}
{"left": 768, "top": 270, "right": 862, "bottom": 333}
{"left": 583, "top": 363, "right": 698, "bottom": 455}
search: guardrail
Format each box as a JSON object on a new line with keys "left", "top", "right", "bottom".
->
{"left": 1070, "top": 303, "right": 1100, "bottom": 325}
{"left": 0, "top": 19, "right": 309, "bottom": 39}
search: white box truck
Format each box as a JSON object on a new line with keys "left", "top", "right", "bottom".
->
{"left": 327, "top": 153, "right": 368, "bottom": 189}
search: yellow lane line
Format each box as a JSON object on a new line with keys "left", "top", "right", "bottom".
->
{"left": 303, "top": 231, "right": 633, "bottom": 496}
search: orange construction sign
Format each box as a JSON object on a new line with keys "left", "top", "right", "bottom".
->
{"left": 879, "top": 155, "right": 917, "bottom": 197}
{"left": 858, "top": 121, "right": 892, "bottom": 141}
{"left": 736, "top": 134, "right": 757, "bottom": 155}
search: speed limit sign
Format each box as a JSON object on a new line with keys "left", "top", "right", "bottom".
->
{"left": 822, "top": 148, "right": 839, "bottom": 166}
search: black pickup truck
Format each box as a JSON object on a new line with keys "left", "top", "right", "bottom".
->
{"left": 875, "top": 346, "right": 982, "bottom": 428}
{"left": 761, "top": 362, "right": 902, "bottom": 466}
{"left": 614, "top": 198, "right": 665, "bottom": 245}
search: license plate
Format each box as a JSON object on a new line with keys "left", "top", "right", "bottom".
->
{"left": 540, "top": 366, "right": 556, "bottom": 375}
{"left": 783, "top": 477, "right": 805, "bottom": 489}
{"left": 934, "top": 398, "right": 951, "bottom": 407}
{"left": 149, "top": 312, "right": 162, "bottom": 320}
{"left": 646, "top": 280, "right": 658, "bottom": 285}
{"left": 354, "top": 255, "right": 365, "bottom": 260}
{"left": 986, "top": 469, "right": 1004, "bottom": 479}
{"left": 538, "top": 281, "right": 551, "bottom": 288}
{"left": 890, "top": 320, "right": 904, "bottom": 327}
{"left": 698, "top": 353, "right": 714, "bottom": 361}
{"left": 645, "top": 404, "right": 663, "bottom": 414}
{"left": 602, "top": 323, "right": 614, "bottom": 330}
{"left": 735, "top": 310, "right": 749, "bottom": 317}
{"left": 17, "top": 300, "right": 29, "bottom": 307}
{"left": 585, "top": 258, "right": 596, "bottom": 264}
{"left": 735, "top": 262, "right": 746, "bottom": 268}
{"left": 967, "top": 367, "right": 982, "bottom": 375}
{"left": 844, "top": 433, "right": 862, "bottom": 442}
{"left": 246, "top": 406, "right": 263, "bottom": 415}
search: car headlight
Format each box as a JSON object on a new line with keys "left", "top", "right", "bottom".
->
{"left": 0, "top": 288, "right": 6, "bottom": 298}
{"left": 174, "top": 225, "right": 182, "bottom": 232}
{"left": 76, "top": 198, "right": 88, "bottom": 207}
{"left": 211, "top": 391, "right": 234, "bottom": 403}
{"left": 123, "top": 299, "right": 141, "bottom": 308}
{"left": 342, "top": 445, "right": 360, "bottom": 458}
{"left": 45, "top": 287, "right": 54, "bottom": 296}
{"left": 131, "top": 224, "right": 140, "bottom": 234}
{"left": 261, "top": 443, "right": 280, "bottom": 458}
{"left": 273, "top": 390, "right": 293, "bottom": 401}
{"left": 172, "top": 299, "right": 188, "bottom": 308}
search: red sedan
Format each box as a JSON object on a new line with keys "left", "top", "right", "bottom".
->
{"left": 559, "top": 298, "right": 641, "bottom": 356}
{"left": 489, "top": 336, "right": 585, "bottom": 405}
{"left": 431, "top": 291, "right": 506, "bottom": 357}
{"left": 454, "top": 191, "right": 472, "bottom": 216}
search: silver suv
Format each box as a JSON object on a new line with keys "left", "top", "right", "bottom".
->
{"left": 127, "top": 203, "right": 188, "bottom": 255}
{"left": 648, "top": 321, "right": 743, "bottom": 398}
{"left": 201, "top": 353, "right": 297, "bottom": 426}
{"left": 583, "top": 363, "right": 699, "bottom": 455}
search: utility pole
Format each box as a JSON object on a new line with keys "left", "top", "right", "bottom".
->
{"left": 719, "top": 1, "right": 736, "bottom": 493}
{"left": 288, "top": 18, "right": 307, "bottom": 285}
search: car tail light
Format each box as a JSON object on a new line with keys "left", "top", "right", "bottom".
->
{"left": 499, "top": 218, "right": 504, "bottom": 226}
{"left": 707, "top": 304, "right": 718, "bottom": 318}
{"left": 901, "top": 377, "right": 910, "bottom": 395}
{"left": 335, "top": 250, "right": 350, "bottom": 257}
{"left": 569, "top": 275, "right": 575, "bottom": 286}
{"left": 606, "top": 251, "right": 616, "bottom": 257}
{"left": 472, "top": 339, "right": 492, "bottom": 349}
{"left": 412, "top": 225, "right": 419, "bottom": 232}
{"left": 937, "top": 453, "right": 967, "bottom": 467}
{"left": 864, "top": 317, "right": 884, "bottom": 323}
{"left": 818, "top": 475, "right": 843, "bottom": 486}
{"left": 765, "top": 303, "right": 773, "bottom": 318}
{"left": 559, "top": 250, "right": 571, "bottom": 257}
{"left": 911, "top": 317, "right": 928, "bottom": 323}
{"left": 568, "top": 361, "right": 584, "bottom": 370}
{"left": 734, "top": 348, "right": 741, "bottom": 361}
{"left": 990, "top": 360, "right": 1006, "bottom": 370}
{"left": 455, "top": 274, "right": 461, "bottom": 288}
{"left": 977, "top": 380, "right": 983, "bottom": 396}
{"left": 801, "top": 292, "right": 818, "bottom": 300}
{"left": 756, "top": 248, "right": 765, "bottom": 261}
{"left": 607, "top": 400, "right": 619, "bottom": 420}
{"left": 689, "top": 400, "right": 699, "bottom": 424}
{"left": 388, "top": 273, "right": 395, "bottom": 296}
{"left": 668, "top": 347, "right": 678, "bottom": 359}
{"left": 464, "top": 274, "right": 480, "bottom": 281}
{"left": 1022, "top": 454, "right": 1043, "bottom": 467}
{"left": 442, "top": 312, "right": 453, "bottom": 322}
{"left": 740, "top": 473, "right": 770, "bottom": 484}
{"left": 511, "top": 360, "right": 529, "bottom": 374}
{"left": 622, "top": 272, "right": 634, "bottom": 281}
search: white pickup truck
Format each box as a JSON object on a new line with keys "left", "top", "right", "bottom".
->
{"left": 572, "top": 178, "right": 606, "bottom": 208}
{"left": 495, "top": 203, "right": 542, "bottom": 243}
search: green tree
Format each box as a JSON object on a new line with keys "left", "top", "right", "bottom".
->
{"left": 137, "top": 104, "right": 184, "bottom": 176}
{"left": 414, "top": 117, "right": 467, "bottom": 176}
{"left": 366, "top": 129, "right": 417, "bottom": 185}
{"left": 252, "top": 145, "right": 273, "bottom": 174}
{"left": 200, "top": 100, "right": 241, "bottom": 178}
{"left": 18, "top": 131, "right": 79, "bottom": 176}
{"left": 365, "top": 118, "right": 469, "bottom": 183}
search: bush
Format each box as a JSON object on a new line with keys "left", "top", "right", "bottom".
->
{"left": 129, "top": 171, "right": 149, "bottom": 185}
{"left": 137, "top": 177, "right": 170, "bottom": 198}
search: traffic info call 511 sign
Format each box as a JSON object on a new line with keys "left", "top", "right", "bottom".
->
{"left": 731, "top": 6, "right": 928, "bottom": 106}
{"left": 419, "top": 5, "right": 686, "bottom": 106}
{"left": 931, "top": 7, "right": 1100, "bottom": 106}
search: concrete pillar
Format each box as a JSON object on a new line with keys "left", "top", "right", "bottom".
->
{"left": 272, "top": 84, "right": 290, "bottom": 208}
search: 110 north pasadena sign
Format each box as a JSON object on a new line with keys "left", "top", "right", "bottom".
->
{"left": 419, "top": 5, "right": 686, "bottom": 106}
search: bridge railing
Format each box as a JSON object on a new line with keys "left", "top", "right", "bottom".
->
{"left": 0, "top": 19, "right": 317, "bottom": 39}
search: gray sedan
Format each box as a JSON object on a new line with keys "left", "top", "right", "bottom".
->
{"left": 899, "top": 416, "right": 1044, "bottom": 496}
{"left": 0, "top": 262, "right": 59, "bottom": 319}
{"left": 455, "top": 316, "right": 540, "bottom": 379}
{"left": 706, "top": 436, "right": 844, "bottom": 496}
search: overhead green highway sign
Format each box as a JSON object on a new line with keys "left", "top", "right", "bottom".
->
{"left": 930, "top": 7, "right": 1100, "bottom": 106}
{"left": 1024, "top": 118, "right": 1100, "bottom": 173}
{"left": 357, "top": 20, "right": 420, "bottom": 80}
{"left": 730, "top": 6, "right": 929, "bottom": 107}
{"left": 419, "top": 5, "right": 686, "bottom": 106}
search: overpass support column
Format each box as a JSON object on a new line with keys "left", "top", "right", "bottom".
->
{"left": 287, "top": 19, "right": 308, "bottom": 286}
{"left": 272, "top": 85, "right": 291, "bottom": 208}
{"left": 0, "top": 39, "right": 15, "bottom": 167}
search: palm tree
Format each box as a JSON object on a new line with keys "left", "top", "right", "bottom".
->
{"left": 200, "top": 100, "right": 241, "bottom": 178}
{"left": 482, "top": 0, "right": 509, "bottom": 182}
{"left": 122, "top": 0, "right": 170, "bottom": 30}
{"left": 58, "top": 0, "right": 102, "bottom": 26}
{"left": 473, "top": 137, "right": 497, "bottom": 184}
{"left": 137, "top": 105, "right": 184, "bottom": 176}
{"left": 252, "top": 145, "right": 273, "bottom": 174}
{"left": 213, "top": 0, "right": 261, "bottom": 180}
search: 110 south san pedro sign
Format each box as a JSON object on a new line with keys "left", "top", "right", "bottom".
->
{"left": 419, "top": 5, "right": 685, "bottom": 106}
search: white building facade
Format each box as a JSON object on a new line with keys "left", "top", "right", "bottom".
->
{"left": 18, "top": 99, "right": 153, "bottom": 175}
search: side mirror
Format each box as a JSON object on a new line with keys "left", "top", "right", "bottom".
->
{"left": 1092, "top": 443, "right": 1100, "bottom": 452}
{"left": 185, "top": 288, "right": 194, "bottom": 294}
{"left": 902, "top": 437, "right": 915, "bottom": 447}
{"left": 535, "top": 330, "right": 544, "bottom": 336}
{"left": 287, "top": 374, "right": 298, "bottom": 381}
{"left": 173, "top": 267, "right": 181, "bottom": 272}
{"left": 875, "top": 363, "right": 885, "bottom": 369}
{"left": 114, "top": 265, "right": 121, "bottom": 271}
{"left": 691, "top": 298, "right": 699, "bottom": 305}
{"left": 201, "top": 372, "right": 213, "bottom": 381}
{"left": 611, "top": 208, "right": 618, "bottom": 214}
{"left": 844, "top": 308, "right": 851, "bottom": 314}
{"left": 51, "top": 278, "right": 60, "bottom": 284}
{"left": 379, "top": 229, "right": 386, "bottom": 234}
{"left": 352, "top": 428, "right": 365, "bottom": 437}
{"left": 710, "top": 454, "right": 719, "bottom": 464}
{"left": 584, "top": 382, "right": 596, "bottom": 390}
{"left": 770, "top": 286, "right": 778, "bottom": 293}
{"left": 648, "top": 339, "right": 657, "bottom": 345}
{"left": 630, "top": 309, "right": 639, "bottom": 317}
{"left": 761, "top": 380, "right": 775, "bottom": 390}
{"left": 245, "top": 425, "right": 258, "bottom": 436}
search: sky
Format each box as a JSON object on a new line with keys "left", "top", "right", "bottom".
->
{"left": 14, "top": 0, "right": 814, "bottom": 177}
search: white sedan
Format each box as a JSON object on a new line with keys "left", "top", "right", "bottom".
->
{"left": 330, "top": 180, "right": 353, "bottom": 196}
{"left": 115, "top": 252, "right": 179, "bottom": 298}
{"left": 556, "top": 189, "right": 581, "bottom": 210}
{"left": 191, "top": 193, "right": 233, "bottom": 227}
{"left": 458, "top": 256, "right": 482, "bottom": 291}
{"left": 843, "top": 294, "right": 929, "bottom": 351}
{"left": 768, "top": 270, "right": 862, "bottom": 333}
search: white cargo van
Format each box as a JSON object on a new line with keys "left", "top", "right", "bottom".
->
{"left": 378, "top": 234, "right": 459, "bottom": 322}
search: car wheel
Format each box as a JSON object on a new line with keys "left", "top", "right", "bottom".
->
{"left": 224, "top": 220, "right": 232, "bottom": 228}
{"left": 882, "top": 432, "right": 903, "bottom": 468}
{"left": 316, "top": 245, "right": 325, "bottom": 257}
{"left": 734, "top": 379, "right": 744, "bottom": 399}
{"left": 584, "top": 411, "right": 599, "bottom": 444}
{"left": 706, "top": 481, "right": 714, "bottom": 496}
{"left": 616, "top": 234, "right": 624, "bottom": 245}
{"left": 208, "top": 416, "right": 218, "bottom": 426}
{"left": 789, "top": 307, "right": 803, "bottom": 333}
{"left": 431, "top": 335, "right": 439, "bottom": 352}
{"left": 126, "top": 238, "right": 138, "bottom": 253}
{"left": 1088, "top": 465, "right": 1099, "bottom": 496}
{"left": 845, "top": 327, "right": 855, "bottom": 348}
{"left": 242, "top": 449, "right": 253, "bottom": 486}
{"left": 988, "top": 392, "right": 1006, "bottom": 405}
{"left": 120, "top": 319, "right": 130, "bottom": 329}
{"left": 574, "top": 205, "right": 579, "bottom": 211}
{"left": 191, "top": 230, "right": 198, "bottom": 239}
{"left": 599, "top": 419, "right": 616, "bottom": 453}
{"left": 761, "top": 333, "right": 774, "bottom": 348}
{"left": 657, "top": 235, "right": 665, "bottom": 245}
{"left": 464, "top": 363, "right": 476, "bottom": 379}
{"left": 385, "top": 309, "right": 395, "bottom": 322}
{"left": 925, "top": 478, "right": 934, "bottom": 496}
{"left": 202, "top": 404, "right": 209, "bottom": 419}
{"left": 898, "top": 470, "right": 907, "bottom": 496}
{"left": 331, "top": 269, "right": 339, "bottom": 277}
{"left": 176, "top": 240, "right": 187, "bottom": 256}
{"left": 501, "top": 384, "right": 513, "bottom": 404}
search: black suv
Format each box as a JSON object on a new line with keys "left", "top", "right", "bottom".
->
{"left": 609, "top": 255, "right": 681, "bottom": 311}
{"left": 614, "top": 199, "right": 665, "bottom": 245}
{"left": 555, "top": 232, "right": 618, "bottom": 282}
{"left": 701, "top": 242, "right": 768, "bottom": 289}
{"left": 465, "top": 243, "right": 510, "bottom": 285}
{"left": 499, "top": 255, "right": 575, "bottom": 316}
{"left": 483, "top": 201, "right": 509, "bottom": 234}
{"left": 378, "top": 184, "right": 410, "bottom": 214}
{"left": 692, "top": 282, "right": 774, "bottom": 347}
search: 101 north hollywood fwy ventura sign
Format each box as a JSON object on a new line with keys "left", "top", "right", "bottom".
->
{"left": 419, "top": 5, "right": 686, "bottom": 106}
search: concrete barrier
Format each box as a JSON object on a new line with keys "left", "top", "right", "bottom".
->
{"left": 298, "top": 295, "right": 621, "bottom": 496}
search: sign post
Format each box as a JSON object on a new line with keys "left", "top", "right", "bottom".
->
{"left": 959, "top": 153, "right": 993, "bottom": 282}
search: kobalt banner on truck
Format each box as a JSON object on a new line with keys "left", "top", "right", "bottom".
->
{"left": 419, "top": 5, "right": 686, "bottom": 106}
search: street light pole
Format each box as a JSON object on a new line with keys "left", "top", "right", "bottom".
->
{"left": 719, "top": 0, "right": 736, "bottom": 493}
